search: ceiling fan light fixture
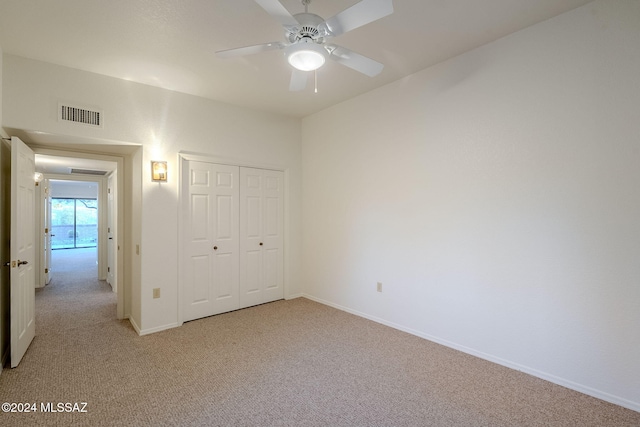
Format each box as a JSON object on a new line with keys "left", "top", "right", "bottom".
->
{"left": 286, "top": 42, "right": 326, "bottom": 71}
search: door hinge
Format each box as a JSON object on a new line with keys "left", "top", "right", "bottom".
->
{"left": 107, "top": 227, "right": 110, "bottom": 233}
{"left": 107, "top": 267, "right": 110, "bottom": 272}
{"left": 108, "top": 188, "right": 111, "bottom": 194}
{"left": 45, "top": 227, "right": 49, "bottom": 234}
{"left": 45, "top": 268, "right": 49, "bottom": 274}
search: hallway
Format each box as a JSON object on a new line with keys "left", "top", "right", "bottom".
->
{"left": 35, "top": 248, "right": 116, "bottom": 336}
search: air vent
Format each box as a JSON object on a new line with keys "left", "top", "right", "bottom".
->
{"left": 70, "top": 168, "right": 108, "bottom": 176}
{"left": 58, "top": 103, "right": 103, "bottom": 128}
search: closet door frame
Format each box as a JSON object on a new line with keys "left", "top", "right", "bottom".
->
{"left": 177, "top": 152, "right": 290, "bottom": 326}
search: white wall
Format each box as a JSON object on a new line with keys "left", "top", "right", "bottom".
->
{"left": 301, "top": 0, "right": 640, "bottom": 412}
{"left": 2, "top": 56, "right": 302, "bottom": 334}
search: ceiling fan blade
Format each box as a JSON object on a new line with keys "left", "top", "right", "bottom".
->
{"left": 319, "top": 0, "right": 393, "bottom": 38}
{"left": 254, "top": 0, "right": 299, "bottom": 27}
{"left": 216, "top": 42, "right": 285, "bottom": 58}
{"left": 326, "top": 45, "right": 384, "bottom": 77}
{"left": 289, "top": 69, "right": 308, "bottom": 91}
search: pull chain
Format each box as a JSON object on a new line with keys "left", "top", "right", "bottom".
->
{"left": 314, "top": 70, "right": 318, "bottom": 93}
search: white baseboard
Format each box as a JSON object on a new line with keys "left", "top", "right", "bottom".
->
{"left": 128, "top": 317, "right": 142, "bottom": 335}
{"left": 301, "top": 293, "right": 640, "bottom": 414}
{"left": 285, "top": 293, "right": 304, "bottom": 300}
{"left": 137, "top": 322, "right": 179, "bottom": 336}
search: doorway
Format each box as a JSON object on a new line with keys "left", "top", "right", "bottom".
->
{"left": 0, "top": 139, "right": 134, "bottom": 371}
{"left": 41, "top": 178, "right": 106, "bottom": 282}
{"left": 33, "top": 149, "right": 124, "bottom": 320}
{"left": 48, "top": 180, "right": 101, "bottom": 290}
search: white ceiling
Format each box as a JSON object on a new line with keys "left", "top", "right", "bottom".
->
{"left": 0, "top": 0, "right": 592, "bottom": 118}
{"left": 35, "top": 154, "right": 117, "bottom": 176}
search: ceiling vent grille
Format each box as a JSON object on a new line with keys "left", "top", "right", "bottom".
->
{"left": 70, "top": 168, "right": 108, "bottom": 176}
{"left": 59, "top": 103, "right": 103, "bottom": 128}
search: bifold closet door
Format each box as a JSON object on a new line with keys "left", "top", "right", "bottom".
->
{"left": 183, "top": 161, "right": 239, "bottom": 322}
{"left": 239, "top": 167, "right": 284, "bottom": 309}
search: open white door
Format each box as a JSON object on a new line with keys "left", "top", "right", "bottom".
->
{"left": 106, "top": 172, "right": 117, "bottom": 291}
{"left": 10, "top": 136, "right": 36, "bottom": 368}
{"left": 44, "top": 180, "right": 52, "bottom": 285}
{"left": 38, "top": 178, "right": 52, "bottom": 287}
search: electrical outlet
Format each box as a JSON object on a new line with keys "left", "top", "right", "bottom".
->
{"left": 153, "top": 288, "right": 160, "bottom": 299}
{"left": 377, "top": 282, "right": 382, "bottom": 292}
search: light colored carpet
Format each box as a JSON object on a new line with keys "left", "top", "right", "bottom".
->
{"left": 1, "top": 250, "right": 638, "bottom": 426}
{"left": 35, "top": 248, "right": 115, "bottom": 337}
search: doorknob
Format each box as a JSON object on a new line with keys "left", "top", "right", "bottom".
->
{"left": 259, "top": 242, "right": 263, "bottom": 246}
{"left": 18, "top": 260, "right": 28, "bottom": 266}
{"left": 213, "top": 246, "right": 218, "bottom": 250}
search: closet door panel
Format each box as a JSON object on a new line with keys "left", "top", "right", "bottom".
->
{"left": 264, "top": 248, "right": 279, "bottom": 290}
{"left": 183, "top": 161, "right": 239, "bottom": 322}
{"left": 261, "top": 169, "right": 284, "bottom": 303}
{"left": 245, "top": 250, "right": 262, "bottom": 294}
{"left": 240, "top": 168, "right": 263, "bottom": 308}
{"left": 214, "top": 252, "right": 234, "bottom": 299}
{"left": 183, "top": 161, "right": 283, "bottom": 321}
{"left": 240, "top": 167, "right": 284, "bottom": 308}
{"left": 191, "top": 255, "right": 210, "bottom": 303}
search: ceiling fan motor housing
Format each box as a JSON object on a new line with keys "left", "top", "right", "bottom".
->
{"left": 286, "top": 13, "right": 325, "bottom": 44}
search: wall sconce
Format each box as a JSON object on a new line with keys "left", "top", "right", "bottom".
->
{"left": 151, "top": 161, "right": 167, "bottom": 182}
{"left": 34, "top": 172, "right": 44, "bottom": 186}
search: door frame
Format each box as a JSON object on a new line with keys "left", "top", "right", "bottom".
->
{"left": 32, "top": 147, "right": 125, "bottom": 320}
{"left": 177, "top": 151, "right": 292, "bottom": 326}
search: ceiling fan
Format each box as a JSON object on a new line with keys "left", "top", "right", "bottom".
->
{"left": 216, "top": 0, "right": 394, "bottom": 91}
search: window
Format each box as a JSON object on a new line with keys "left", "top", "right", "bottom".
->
{"left": 51, "top": 198, "right": 98, "bottom": 249}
